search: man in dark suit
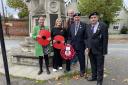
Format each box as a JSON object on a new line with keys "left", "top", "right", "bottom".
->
{"left": 66, "top": 13, "right": 87, "bottom": 77}
{"left": 86, "top": 12, "right": 108, "bottom": 85}
{"left": 66, "top": 9, "right": 79, "bottom": 66}
{"left": 66, "top": 9, "right": 78, "bottom": 65}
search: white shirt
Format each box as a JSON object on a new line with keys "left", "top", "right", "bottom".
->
{"left": 91, "top": 22, "right": 99, "bottom": 33}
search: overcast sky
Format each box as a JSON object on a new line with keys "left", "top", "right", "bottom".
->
{"left": 124, "top": 0, "right": 128, "bottom": 8}
{"left": 0, "top": 0, "right": 19, "bottom": 18}
{"left": 0, "top": 0, "right": 128, "bottom": 18}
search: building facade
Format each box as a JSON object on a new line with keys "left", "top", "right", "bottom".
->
{"left": 109, "top": 7, "right": 128, "bottom": 34}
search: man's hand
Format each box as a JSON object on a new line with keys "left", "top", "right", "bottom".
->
{"left": 66, "top": 44, "right": 70, "bottom": 45}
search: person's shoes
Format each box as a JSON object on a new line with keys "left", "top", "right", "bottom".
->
{"left": 59, "top": 67, "right": 63, "bottom": 70}
{"left": 87, "top": 76, "right": 97, "bottom": 81}
{"left": 80, "top": 72, "right": 85, "bottom": 77}
{"left": 38, "top": 70, "right": 43, "bottom": 75}
{"left": 53, "top": 68, "right": 57, "bottom": 72}
{"left": 97, "top": 81, "right": 102, "bottom": 85}
{"left": 46, "top": 69, "right": 50, "bottom": 74}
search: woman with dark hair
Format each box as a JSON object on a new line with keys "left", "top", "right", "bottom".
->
{"left": 32, "top": 16, "right": 50, "bottom": 75}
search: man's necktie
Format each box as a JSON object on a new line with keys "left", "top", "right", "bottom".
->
{"left": 75, "top": 23, "right": 79, "bottom": 35}
{"left": 91, "top": 25, "right": 95, "bottom": 33}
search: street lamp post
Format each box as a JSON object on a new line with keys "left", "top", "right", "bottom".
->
{"left": 0, "top": 0, "right": 9, "bottom": 36}
{"left": 0, "top": 0, "right": 5, "bottom": 19}
{"left": 0, "top": 14, "right": 11, "bottom": 85}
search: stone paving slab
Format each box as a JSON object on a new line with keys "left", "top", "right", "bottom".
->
{"left": 1, "top": 38, "right": 128, "bottom": 85}
{"left": 0, "top": 61, "right": 80, "bottom": 81}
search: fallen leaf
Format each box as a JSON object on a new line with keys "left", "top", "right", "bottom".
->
{"left": 112, "top": 78, "right": 116, "bottom": 81}
{"left": 104, "top": 74, "right": 108, "bottom": 78}
{"left": 55, "top": 76, "right": 59, "bottom": 81}
{"left": 123, "top": 78, "right": 128, "bottom": 83}
{"left": 104, "top": 68, "right": 107, "bottom": 71}
{"left": 57, "top": 82, "right": 62, "bottom": 85}
{"left": 72, "top": 75, "right": 80, "bottom": 80}
{"left": 85, "top": 73, "right": 90, "bottom": 78}
{"left": 35, "top": 80, "right": 39, "bottom": 83}
{"left": 48, "top": 80, "right": 52, "bottom": 84}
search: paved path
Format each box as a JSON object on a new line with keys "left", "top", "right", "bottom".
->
{"left": 42, "top": 43, "right": 128, "bottom": 85}
{"left": 0, "top": 39, "right": 80, "bottom": 81}
{"left": 0, "top": 39, "right": 128, "bottom": 85}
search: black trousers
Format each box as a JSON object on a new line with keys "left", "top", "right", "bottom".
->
{"left": 39, "top": 55, "right": 49, "bottom": 71}
{"left": 66, "top": 60, "right": 71, "bottom": 71}
{"left": 53, "top": 48, "right": 63, "bottom": 69}
{"left": 89, "top": 50, "right": 105, "bottom": 82}
{"left": 65, "top": 49, "right": 85, "bottom": 73}
{"left": 76, "top": 50, "right": 85, "bottom": 73}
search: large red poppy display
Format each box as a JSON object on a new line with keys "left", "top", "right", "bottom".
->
{"left": 37, "top": 29, "right": 51, "bottom": 46}
{"left": 53, "top": 35, "right": 65, "bottom": 49}
{"left": 60, "top": 44, "right": 75, "bottom": 60}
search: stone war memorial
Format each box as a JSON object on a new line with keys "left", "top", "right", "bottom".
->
{"left": 10, "top": 0, "right": 66, "bottom": 65}
{"left": 25, "top": 0, "right": 65, "bottom": 33}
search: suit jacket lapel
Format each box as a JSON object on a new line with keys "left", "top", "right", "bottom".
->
{"left": 92, "top": 22, "right": 102, "bottom": 38}
{"left": 88, "top": 24, "right": 93, "bottom": 36}
{"left": 71, "top": 23, "right": 75, "bottom": 37}
{"left": 91, "top": 22, "right": 101, "bottom": 36}
{"left": 95, "top": 23, "right": 101, "bottom": 34}
{"left": 75, "top": 22, "right": 82, "bottom": 36}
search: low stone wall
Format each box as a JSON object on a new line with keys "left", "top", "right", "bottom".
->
{"left": 109, "top": 34, "right": 128, "bottom": 40}
{"left": 109, "top": 34, "right": 128, "bottom": 43}
{"left": 2, "top": 19, "right": 29, "bottom": 36}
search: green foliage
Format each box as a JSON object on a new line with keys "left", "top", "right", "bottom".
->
{"left": 7, "top": 0, "right": 29, "bottom": 18}
{"left": 78, "top": 0, "right": 123, "bottom": 25}
{"left": 120, "top": 26, "right": 128, "bottom": 34}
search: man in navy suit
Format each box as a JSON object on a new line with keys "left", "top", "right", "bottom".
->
{"left": 86, "top": 12, "right": 108, "bottom": 85}
{"left": 66, "top": 13, "right": 87, "bottom": 77}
